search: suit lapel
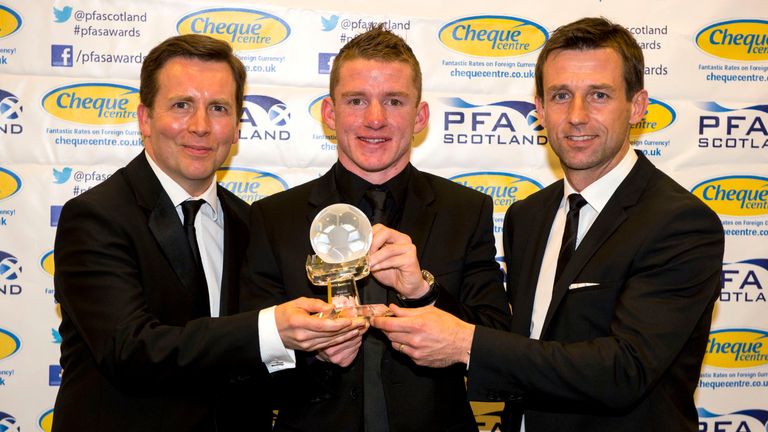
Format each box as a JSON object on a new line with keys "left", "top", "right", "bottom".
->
{"left": 125, "top": 153, "right": 200, "bottom": 299}
{"left": 541, "top": 151, "right": 654, "bottom": 335}
{"left": 511, "top": 183, "right": 562, "bottom": 336}
{"left": 307, "top": 169, "right": 344, "bottom": 225}
{"left": 218, "top": 189, "right": 249, "bottom": 316}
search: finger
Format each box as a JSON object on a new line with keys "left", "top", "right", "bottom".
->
{"left": 292, "top": 297, "right": 336, "bottom": 314}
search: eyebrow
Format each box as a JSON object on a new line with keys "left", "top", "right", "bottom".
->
{"left": 339, "top": 91, "right": 411, "bottom": 98}
{"left": 545, "top": 83, "right": 616, "bottom": 93}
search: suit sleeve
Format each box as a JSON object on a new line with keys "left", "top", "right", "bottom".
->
{"left": 432, "top": 194, "right": 512, "bottom": 331}
{"left": 54, "top": 196, "right": 264, "bottom": 387}
{"left": 467, "top": 199, "right": 724, "bottom": 409}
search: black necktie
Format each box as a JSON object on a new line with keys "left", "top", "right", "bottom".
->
{"left": 181, "top": 199, "right": 210, "bottom": 316}
{"left": 555, "top": 194, "right": 588, "bottom": 282}
{"left": 365, "top": 188, "right": 388, "bottom": 225}
{"left": 362, "top": 187, "right": 390, "bottom": 432}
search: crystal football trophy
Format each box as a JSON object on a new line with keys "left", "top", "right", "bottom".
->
{"left": 306, "top": 203, "right": 392, "bottom": 319}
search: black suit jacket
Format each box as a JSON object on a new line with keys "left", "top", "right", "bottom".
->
{"left": 240, "top": 164, "right": 511, "bottom": 432}
{"left": 52, "top": 153, "right": 271, "bottom": 432}
{"left": 467, "top": 151, "right": 724, "bottom": 432}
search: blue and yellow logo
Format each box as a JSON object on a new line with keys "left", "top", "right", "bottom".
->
{"left": 439, "top": 15, "right": 547, "bottom": 57}
{"left": 308, "top": 94, "right": 329, "bottom": 124}
{"left": 691, "top": 175, "right": 768, "bottom": 216}
{"left": 696, "top": 20, "right": 768, "bottom": 61}
{"left": 0, "top": 327, "right": 21, "bottom": 361}
{"left": 629, "top": 98, "right": 676, "bottom": 137}
{"left": 0, "top": 167, "right": 22, "bottom": 201}
{"left": 0, "top": 5, "right": 22, "bottom": 39}
{"left": 704, "top": 328, "right": 768, "bottom": 368}
{"left": 41, "top": 83, "right": 139, "bottom": 125}
{"left": 450, "top": 172, "right": 543, "bottom": 213}
{"left": 216, "top": 167, "right": 288, "bottom": 204}
{"left": 40, "top": 250, "right": 55, "bottom": 277}
{"left": 177, "top": 8, "right": 290, "bottom": 51}
{"left": 39, "top": 408, "right": 54, "bottom": 432}
{"left": 698, "top": 408, "right": 768, "bottom": 430}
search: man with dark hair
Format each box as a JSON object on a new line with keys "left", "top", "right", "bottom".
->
{"left": 52, "top": 34, "right": 362, "bottom": 432}
{"left": 373, "top": 17, "right": 724, "bottom": 432}
{"left": 240, "top": 24, "right": 511, "bottom": 432}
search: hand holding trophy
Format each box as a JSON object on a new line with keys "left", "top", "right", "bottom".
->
{"left": 306, "top": 203, "right": 392, "bottom": 319}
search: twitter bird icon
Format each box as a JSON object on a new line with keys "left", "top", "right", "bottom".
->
{"left": 53, "top": 6, "right": 73, "bottom": 23}
{"left": 321, "top": 15, "right": 339, "bottom": 32}
{"left": 53, "top": 167, "right": 72, "bottom": 184}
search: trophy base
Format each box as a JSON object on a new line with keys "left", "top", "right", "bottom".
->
{"left": 317, "top": 304, "right": 393, "bottom": 320}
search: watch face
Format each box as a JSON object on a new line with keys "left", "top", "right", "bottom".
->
{"left": 309, "top": 203, "right": 372, "bottom": 264}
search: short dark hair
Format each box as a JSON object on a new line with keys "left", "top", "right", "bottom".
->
{"left": 535, "top": 17, "right": 644, "bottom": 101}
{"left": 140, "top": 34, "right": 247, "bottom": 115}
{"left": 329, "top": 24, "right": 422, "bottom": 104}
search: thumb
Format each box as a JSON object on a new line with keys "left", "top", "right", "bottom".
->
{"left": 294, "top": 297, "right": 334, "bottom": 313}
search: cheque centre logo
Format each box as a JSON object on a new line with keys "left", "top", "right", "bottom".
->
{"left": 308, "top": 94, "right": 329, "bottom": 124}
{"left": 41, "top": 83, "right": 139, "bottom": 125}
{"left": 40, "top": 250, "right": 55, "bottom": 277}
{"left": 450, "top": 172, "right": 543, "bottom": 213}
{"left": 696, "top": 19, "right": 768, "bottom": 61}
{"left": 0, "top": 328, "right": 21, "bottom": 361}
{"left": 704, "top": 328, "right": 768, "bottom": 368}
{"left": 216, "top": 167, "right": 288, "bottom": 204}
{"left": 0, "top": 5, "right": 22, "bottom": 39}
{"left": 0, "top": 167, "right": 22, "bottom": 202}
{"left": 438, "top": 15, "right": 547, "bottom": 57}
{"left": 691, "top": 175, "right": 768, "bottom": 216}
{"left": 629, "top": 98, "right": 676, "bottom": 137}
{"left": 177, "top": 8, "right": 290, "bottom": 51}
{"left": 698, "top": 408, "right": 768, "bottom": 431}
{"left": 38, "top": 408, "right": 54, "bottom": 432}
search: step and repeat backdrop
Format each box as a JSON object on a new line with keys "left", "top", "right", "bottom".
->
{"left": 1, "top": 0, "right": 767, "bottom": 430}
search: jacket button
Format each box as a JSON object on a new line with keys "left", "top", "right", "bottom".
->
{"left": 350, "top": 387, "right": 359, "bottom": 399}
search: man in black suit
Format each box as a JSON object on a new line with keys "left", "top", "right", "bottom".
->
{"left": 374, "top": 17, "right": 725, "bottom": 432}
{"left": 240, "top": 25, "right": 511, "bottom": 432}
{"left": 52, "top": 34, "right": 363, "bottom": 432}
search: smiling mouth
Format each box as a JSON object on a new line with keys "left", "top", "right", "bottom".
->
{"left": 567, "top": 135, "right": 597, "bottom": 142}
{"left": 359, "top": 137, "right": 389, "bottom": 144}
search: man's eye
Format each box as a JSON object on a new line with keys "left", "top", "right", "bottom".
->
{"left": 386, "top": 98, "right": 404, "bottom": 106}
{"left": 349, "top": 98, "right": 364, "bottom": 106}
{"left": 172, "top": 101, "right": 190, "bottom": 109}
{"left": 593, "top": 91, "right": 609, "bottom": 101}
{"left": 211, "top": 105, "right": 228, "bottom": 113}
{"left": 552, "top": 92, "right": 569, "bottom": 102}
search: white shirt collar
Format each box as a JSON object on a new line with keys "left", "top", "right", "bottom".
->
{"left": 564, "top": 149, "right": 638, "bottom": 212}
{"left": 144, "top": 152, "right": 221, "bottom": 221}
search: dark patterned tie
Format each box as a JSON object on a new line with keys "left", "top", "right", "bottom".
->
{"left": 362, "top": 187, "right": 390, "bottom": 432}
{"left": 181, "top": 200, "right": 210, "bottom": 317}
{"left": 555, "top": 193, "right": 588, "bottom": 282}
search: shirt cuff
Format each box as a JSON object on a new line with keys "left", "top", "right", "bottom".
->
{"left": 258, "top": 305, "right": 296, "bottom": 373}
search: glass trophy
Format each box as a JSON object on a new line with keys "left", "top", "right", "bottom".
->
{"left": 306, "top": 203, "right": 392, "bottom": 319}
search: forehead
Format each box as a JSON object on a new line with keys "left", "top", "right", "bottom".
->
{"left": 155, "top": 57, "right": 235, "bottom": 89}
{"left": 335, "top": 59, "right": 416, "bottom": 91}
{"left": 542, "top": 47, "right": 624, "bottom": 87}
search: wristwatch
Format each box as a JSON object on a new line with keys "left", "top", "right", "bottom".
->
{"left": 396, "top": 269, "right": 440, "bottom": 307}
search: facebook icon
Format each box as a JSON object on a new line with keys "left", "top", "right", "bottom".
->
{"left": 318, "top": 53, "right": 336, "bottom": 74}
{"left": 51, "top": 44, "right": 73, "bottom": 67}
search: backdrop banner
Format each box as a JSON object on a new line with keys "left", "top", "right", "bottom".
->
{"left": 1, "top": 1, "right": 767, "bottom": 430}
